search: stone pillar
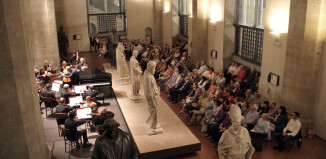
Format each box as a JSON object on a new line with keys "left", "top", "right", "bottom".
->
{"left": 255, "top": 0, "right": 264, "bottom": 28}
{"left": 171, "top": 0, "right": 180, "bottom": 39}
{"left": 153, "top": 0, "right": 164, "bottom": 46}
{"left": 223, "top": 0, "right": 236, "bottom": 69}
{"left": 237, "top": 0, "right": 246, "bottom": 25}
{"left": 0, "top": 0, "right": 51, "bottom": 158}
{"left": 281, "top": 0, "right": 326, "bottom": 130}
{"left": 191, "top": 0, "right": 208, "bottom": 62}
{"left": 30, "top": 0, "right": 60, "bottom": 69}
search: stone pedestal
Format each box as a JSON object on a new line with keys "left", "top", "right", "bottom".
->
{"left": 0, "top": 0, "right": 51, "bottom": 158}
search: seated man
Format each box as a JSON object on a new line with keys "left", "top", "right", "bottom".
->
{"left": 274, "top": 112, "right": 301, "bottom": 151}
{"left": 172, "top": 76, "right": 192, "bottom": 103}
{"left": 64, "top": 111, "right": 92, "bottom": 148}
{"left": 242, "top": 104, "right": 259, "bottom": 129}
{"left": 55, "top": 98, "right": 74, "bottom": 125}
{"left": 188, "top": 94, "right": 215, "bottom": 126}
{"left": 91, "top": 118, "right": 138, "bottom": 159}
{"left": 84, "top": 85, "right": 99, "bottom": 98}
{"left": 92, "top": 108, "right": 115, "bottom": 126}
{"left": 60, "top": 84, "right": 76, "bottom": 104}
{"left": 40, "top": 83, "right": 57, "bottom": 105}
{"left": 77, "top": 58, "right": 88, "bottom": 71}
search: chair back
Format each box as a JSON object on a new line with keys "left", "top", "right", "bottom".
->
{"left": 54, "top": 113, "right": 67, "bottom": 119}
{"left": 61, "top": 126, "right": 73, "bottom": 141}
{"left": 41, "top": 96, "right": 56, "bottom": 108}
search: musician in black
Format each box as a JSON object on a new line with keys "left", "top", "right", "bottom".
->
{"left": 84, "top": 85, "right": 99, "bottom": 98}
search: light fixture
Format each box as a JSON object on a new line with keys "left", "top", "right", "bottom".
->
{"left": 163, "top": 1, "right": 169, "bottom": 14}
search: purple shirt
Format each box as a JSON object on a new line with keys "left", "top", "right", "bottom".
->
{"left": 221, "top": 114, "right": 232, "bottom": 129}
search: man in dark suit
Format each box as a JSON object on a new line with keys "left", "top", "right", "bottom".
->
{"left": 63, "top": 66, "right": 80, "bottom": 86}
{"left": 55, "top": 98, "right": 74, "bottom": 125}
{"left": 40, "top": 83, "right": 58, "bottom": 106}
{"left": 84, "top": 85, "right": 99, "bottom": 98}
{"left": 64, "top": 111, "right": 92, "bottom": 148}
{"left": 60, "top": 84, "right": 76, "bottom": 104}
{"left": 92, "top": 108, "right": 115, "bottom": 126}
{"left": 172, "top": 76, "right": 192, "bottom": 103}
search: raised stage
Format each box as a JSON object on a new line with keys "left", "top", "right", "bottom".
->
{"left": 103, "top": 63, "right": 201, "bottom": 159}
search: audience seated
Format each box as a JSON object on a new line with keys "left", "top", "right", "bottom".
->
{"left": 267, "top": 100, "right": 279, "bottom": 120}
{"left": 242, "top": 104, "right": 259, "bottom": 129}
{"left": 188, "top": 94, "right": 214, "bottom": 126}
{"left": 267, "top": 106, "right": 288, "bottom": 141}
{"left": 274, "top": 112, "right": 301, "bottom": 151}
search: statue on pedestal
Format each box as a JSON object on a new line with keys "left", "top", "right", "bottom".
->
{"left": 57, "top": 26, "right": 69, "bottom": 62}
{"left": 218, "top": 105, "right": 255, "bottom": 159}
{"left": 143, "top": 61, "right": 163, "bottom": 135}
{"left": 130, "top": 50, "right": 142, "bottom": 99}
{"left": 116, "top": 43, "right": 130, "bottom": 84}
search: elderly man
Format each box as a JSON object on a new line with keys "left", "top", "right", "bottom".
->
{"left": 267, "top": 100, "right": 278, "bottom": 120}
{"left": 242, "top": 104, "right": 260, "bottom": 129}
{"left": 188, "top": 94, "right": 215, "bottom": 126}
{"left": 60, "top": 84, "right": 76, "bottom": 104}
{"left": 77, "top": 58, "right": 88, "bottom": 71}
{"left": 91, "top": 118, "right": 138, "bottom": 159}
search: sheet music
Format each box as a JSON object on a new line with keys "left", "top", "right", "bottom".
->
{"left": 54, "top": 80, "right": 63, "bottom": 84}
{"left": 74, "top": 85, "right": 87, "bottom": 94}
{"left": 76, "top": 108, "right": 92, "bottom": 119}
{"left": 69, "top": 96, "right": 83, "bottom": 106}
{"left": 51, "top": 82, "right": 61, "bottom": 92}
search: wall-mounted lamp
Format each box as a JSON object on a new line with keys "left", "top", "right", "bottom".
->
{"left": 271, "top": 32, "right": 281, "bottom": 47}
{"left": 163, "top": 2, "right": 169, "bottom": 14}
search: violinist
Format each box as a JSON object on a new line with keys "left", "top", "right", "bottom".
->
{"left": 60, "top": 61, "right": 68, "bottom": 73}
{"left": 37, "top": 68, "right": 51, "bottom": 87}
{"left": 43, "top": 60, "right": 56, "bottom": 73}
{"left": 63, "top": 66, "right": 80, "bottom": 86}
{"left": 60, "top": 84, "right": 76, "bottom": 104}
{"left": 62, "top": 66, "right": 71, "bottom": 86}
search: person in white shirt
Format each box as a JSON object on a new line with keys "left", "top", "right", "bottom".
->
{"left": 274, "top": 112, "right": 301, "bottom": 151}
{"left": 201, "top": 67, "right": 210, "bottom": 78}
{"left": 197, "top": 61, "right": 206, "bottom": 75}
{"left": 216, "top": 73, "right": 226, "bottom": 86}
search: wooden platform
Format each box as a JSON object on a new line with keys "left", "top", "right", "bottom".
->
{"left": 104, "top": 63, "right": 201, "bottom": 159}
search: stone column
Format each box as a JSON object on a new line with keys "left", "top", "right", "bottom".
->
{"left": 0, "top": 0, "right": 51, "bottom": 158}
{"left": 191, "top": 0, "right": 208, "bottom": 62}
{"left": 30, "top": 0, "right": 60, "bottom": 69}
{"left": 223, "top": 0, "right": 236, "bottom": 69}
{"left": 153, "top": 0, "right": 164, "bottom": 46}
{"left": 281, "top": 0, "right": 326, "bottom": 130}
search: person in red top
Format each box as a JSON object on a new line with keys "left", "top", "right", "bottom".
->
{"left": 237, "top": 65, "right": 247, "bottom": 81}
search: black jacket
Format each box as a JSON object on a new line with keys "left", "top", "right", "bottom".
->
{"left": 93, "top": 112, "right": 115, "bottom": 126}
{"left": 55, "top": 104, "right": 73, "bottom": 125}
{"left": 60, "top": 90, "right": 76, "bottom": 104}
{"left": 64, "top": 118, "right": 86, "bottom": 141}
{"left": 271, "top": 114, "right": 288, "bottom": 133}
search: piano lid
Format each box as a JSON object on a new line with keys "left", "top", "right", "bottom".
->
{"left": 79, "top": 67, "right": 111, "bottom": 81}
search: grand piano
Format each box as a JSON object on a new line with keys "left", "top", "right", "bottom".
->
{"left": 78, "top": 67, "right": 113, "bottom": 97}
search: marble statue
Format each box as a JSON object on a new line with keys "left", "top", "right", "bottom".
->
{"left": 57, "top": 26, "right": 69, "bottom": 61}
{"left": 91, "top": 118, "right": 138, "bottom": 159}
{"left": 107, "top": 33, "right": 117, "bottom": 68}
{"left": 143, "top": 61, "right": 163, "bottom": 135}
{"left": 218, "top": 105, "right": 255, "bottom": 159}
{"left": 116, "top": 43, "right": 130, "bottom": 83}
{"left": 130, "top": 50, "right": 142, "bottom": 98}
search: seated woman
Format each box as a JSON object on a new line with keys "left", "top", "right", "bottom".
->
{"left": 198, "top": 76, "right": 208, "bottom": 91}
{"left": 36, "top": 67, "right": 51, "bottom": 87}
{"left": 207, "top": 81, "right": 217, "bottom": 95}
{"left": 184, "top": 91, "right": 207, "bottom": 117}
{"left": 267, "top": 106, "right": 288, "bottom": 141}
{"left": 250, "top": 113, "right": 269, "bottom": 136}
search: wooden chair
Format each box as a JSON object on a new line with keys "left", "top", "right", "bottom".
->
{"left": 54, "top": 113, "right": 68, "bottom": 136}
{"left": 61, "top": 126, "right": 82, "bottom": 152}
{"left": 40, "top": 96, "right": 56, "bottom": 116}
{"left": 288, "top": 129, "right": 302, "bottom": 152}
